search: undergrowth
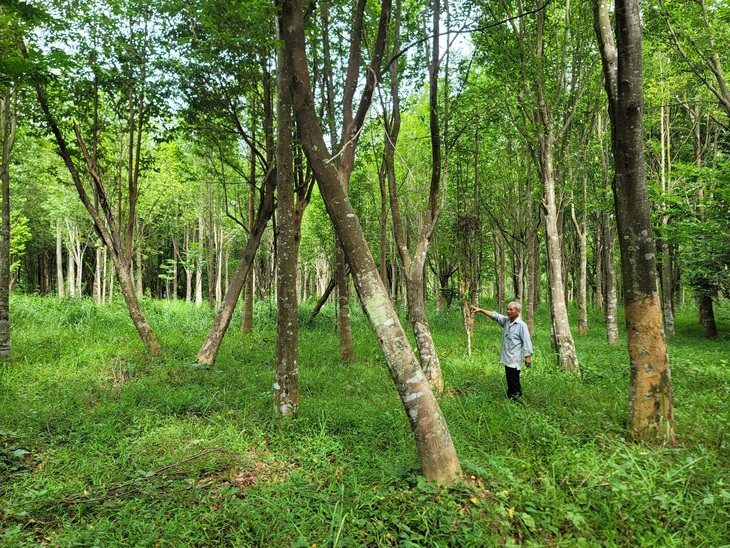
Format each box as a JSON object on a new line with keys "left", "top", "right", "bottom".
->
{"left": 1, "top": 295, "right": 728, "bottom": 546}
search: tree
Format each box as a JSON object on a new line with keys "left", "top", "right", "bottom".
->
{"left": 23, "top": 0, "right": 167, "bottom": 354}
{"left": 594, "top": 0, "right": 675, "bottom": 443}
{"left": 281, "top": 0, "right": 461, "bottom": 482}
{"left": 384, "top": 0, "right": 447, "bottom": 393}
{"left": 671, "top": 163, "right": 730, "bottom": 338}
{"left": 0, "top": 87, "right": 16, "bottom": 361}
{"left": 273, "top": 4, "right": 298, "bottom": 415}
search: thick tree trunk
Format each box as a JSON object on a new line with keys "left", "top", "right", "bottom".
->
{"left": 595, "top": 0, "right": 675, "bottom": 443}
{"left": 196, "top": 171, "right": 275, "bottom": 365}
{"left": 274, "top": 24, "right": 299, "bottom": 416}
{"left": 282, "top": 0, "right": 461, "bottom": 482}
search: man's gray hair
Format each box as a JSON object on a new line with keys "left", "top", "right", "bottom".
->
{"left": 508, "top": 301, "right": 522, "bottom": 312}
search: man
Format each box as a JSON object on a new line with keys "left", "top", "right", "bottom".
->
{"left": 471, "top": 301, "right": 533, "bottom": 400}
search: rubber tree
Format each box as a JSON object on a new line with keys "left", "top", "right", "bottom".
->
{"left": 22, "top": 9, "right": 164, "bottom": 355}
{"left": 280, "top": 0, "right": 461, "bottom": 482}
{"left": 384, "top": 0, "right": 446, "bottom": 394}
{"left": 594, "top": 0, "right": 675, "bottom": 443}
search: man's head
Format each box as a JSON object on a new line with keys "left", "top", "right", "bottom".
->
{"left": 506, "top": 301, "right": 521, "bottom": 321}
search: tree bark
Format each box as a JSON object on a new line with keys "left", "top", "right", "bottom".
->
{"left": 698, "top": 295, "right": 718, "bottom": 338}
{"left": 56, "top": 219, "right": 64, "bottom": 298}
{"left": 659, "top": 103, "right": 675, "bottom": 336}
{"left": 242, "top": 148, "right": 257, "bottom": 335}
{"left": 571, "top": 182, "right": 588, "bottom": 335}
{"left": 0, "top": 89, "right": 16, "bottom": 361}
{"left": 594, "top": 0, "right": 675, "bottom": 443}
{"left": 274, "top": 15, "right": 299, "bottom": 415}
{"left": 195, "top": 209, "right": 204, "bottom": 306}
{"left": 282, "top": 0, "right": 461, "bottom": 482}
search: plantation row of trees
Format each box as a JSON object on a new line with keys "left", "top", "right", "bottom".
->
{"left": 2, "top": 0, "right": 729, "bottom": 480}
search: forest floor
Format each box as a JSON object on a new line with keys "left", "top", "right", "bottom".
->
{"left": 1, "top": 295, "right": 729, "bottom": 547}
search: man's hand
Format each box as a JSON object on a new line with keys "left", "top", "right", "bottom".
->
{"left": 525, "top": 357, "right": 532, "bottom": 368}
{"left": 471, "top": 306, "right": 491, "bottom": 316}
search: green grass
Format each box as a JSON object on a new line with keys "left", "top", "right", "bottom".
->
{"left": 1, "top": 294, "right": 729, "bottom": 546}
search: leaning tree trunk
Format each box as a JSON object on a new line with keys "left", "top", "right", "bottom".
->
{"left": 282, "top": 0, "right": 461, "bottom": 482}
{"left": 594, "top": 0, "right": 675, "bottom": 443}
{"left": 242, "top": 151, "right": 257, "bottom": 335}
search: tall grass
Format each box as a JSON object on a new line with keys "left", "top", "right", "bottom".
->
{"left": 1, "top": 294, "right": 728, "bottom": 546}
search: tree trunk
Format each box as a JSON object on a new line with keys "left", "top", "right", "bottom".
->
{"left": 56, "top": 220, "right": 64, "bottom": 298}
{"left": 135, "top": 246, "right": 143, "bottom": 296}
{"left": 594, "top": 0, "right": 675, "bottom": 443}
{"left": 543, "top": 158, "right": 578, "bottom": 371}
{"left": 207, "top": 182, "right": 216, "bottom": 311}
{"left": 604, "top": 213, "right": 620, "bottom": 345}
{"left": 184, "top": 225, "right": 192, "bottom": 303}
{"left": 336, "top": 240, "right": 354, "bottom": 363}
{"left": 282, "top": 0, "right": 461, "bottom": 482}
{"left": 117, "top": 260, "right": 161, "bottom": 354}
{"left": 196, "top": 210, "right": 204, "bottom": 306}
{"left": 0, "top": 89, "right": 16, "bottom": 361}
{"left": 93, "top": 244, "right": 102, "bottom": 304}
{"left": 495, "top": 231, "right": 505, "bottom": 310}
{"left": 698, "top": 295, "right": 718, "bottom": 339}
{"left": 309, "top": 276, "right": 337, "bottom": 320}
{"left": 571, "top": 185, "right": 588, "bottom": 335}
{"left": 659, "top": 103, "right": 675, "bottom": 337}
{"left": 242, "top": 151, "right": 257, "bottom": 335}
{"left": 274, "top": 22, "right": 299, "bottom": 415}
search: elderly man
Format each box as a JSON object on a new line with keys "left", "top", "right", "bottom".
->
{"left": 471, "top": 301, "right": 533, "bottom": 400}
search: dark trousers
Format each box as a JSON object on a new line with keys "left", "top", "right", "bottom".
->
{"left": 505, "top": 366, "right": 522, "bottom": 400}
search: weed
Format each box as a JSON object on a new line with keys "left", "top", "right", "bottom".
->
{"left": 0, "top": 296, "right": 728, "bottom": 546}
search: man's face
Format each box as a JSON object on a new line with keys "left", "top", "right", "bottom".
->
{"left": 506, "top": 304, "right": 519, "bottom": 321}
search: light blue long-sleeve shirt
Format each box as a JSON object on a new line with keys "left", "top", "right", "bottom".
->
{"left": 490, "top": 312, "right": 533, "bottom": 370}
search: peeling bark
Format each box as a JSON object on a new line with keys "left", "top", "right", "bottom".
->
{"left": 594, "top": 0, "right": 675, "bottom": 443}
